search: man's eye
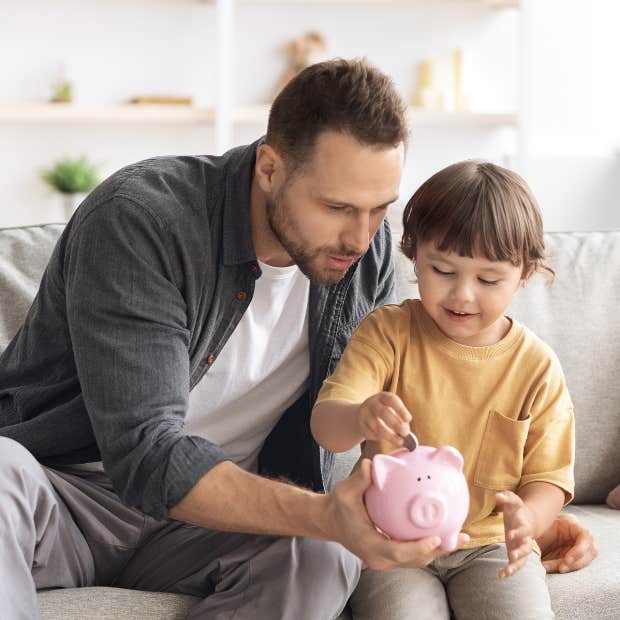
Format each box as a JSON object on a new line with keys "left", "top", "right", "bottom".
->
{"left": 478, "top": 277, "right": 499, "bottom": 286}
{"left": 432, "top": 266, "right": 453, "bottom": 276}
{"left": 326, "top": 204, "right": 350, "bottom": 213}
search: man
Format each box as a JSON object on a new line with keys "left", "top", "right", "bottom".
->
{"left": 0, "top": 59, "right": 596, "bottom": 620}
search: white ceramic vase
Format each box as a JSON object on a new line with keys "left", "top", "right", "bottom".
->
{"left": 61, "top": 192, "right": 87, "bottom": 221}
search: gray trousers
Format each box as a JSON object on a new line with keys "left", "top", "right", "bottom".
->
{"left": 0, "top": 437, "right": 360, "bottom": 620}
{"left": 350, "top": 543, "right": 553, "bottom": 620}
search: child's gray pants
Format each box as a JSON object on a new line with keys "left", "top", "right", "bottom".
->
{"left": 350, "top": 541, "right": 554, "bottom": 619}
{"left": 0, "top": 437, "right": 360, "bottom": 620}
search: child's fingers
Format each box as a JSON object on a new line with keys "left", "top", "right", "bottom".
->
{"left": 507, "top": 536, "right": 533, "bottom": 564}
{"left": 382, "top": 405, "right": 411, "bottom": 438}
{"left": 506, "top": 524, "right": 531, "bottom": 542}
{"left": 498, "top": 551, "right": 530, "bottom": 578}
{"left": 359, "top": 407, "right": 401, "bottom": 444}
{"left": 379, "top": 393, "right": 413, "bottom": 425}
{"left": 373, "top": 417, "right": 404, "bottom": 445}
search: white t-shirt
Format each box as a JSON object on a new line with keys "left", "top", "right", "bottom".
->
{"left": 185, "top": 259, "right": 310, "bottom": 472}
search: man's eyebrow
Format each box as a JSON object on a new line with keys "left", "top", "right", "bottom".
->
{"left": 319, "top": 196, "right": 399, "bottom": 209}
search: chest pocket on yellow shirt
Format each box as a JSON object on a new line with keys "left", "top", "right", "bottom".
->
{"left": 473, "top": 410, "right": 531, "bottom": 491}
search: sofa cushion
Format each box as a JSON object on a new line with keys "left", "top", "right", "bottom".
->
{"left": 547, "top": 504, "right": 620, "bottom": 619}
{"left": 38, "top": 586, "right": 353, "bottom": 619}
{"left": 0, "top": 224, "right": 64, "bottom": 349}
{"left": 38, "top": 588, "right": 198, "bottom": 620}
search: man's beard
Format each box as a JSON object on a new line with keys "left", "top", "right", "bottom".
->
{"left": 265, "top": 192, "right": 359, "bottom": 285}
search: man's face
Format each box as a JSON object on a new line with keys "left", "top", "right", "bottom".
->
{"left": 266, "top": 131, "right": 404, "bottom": 285}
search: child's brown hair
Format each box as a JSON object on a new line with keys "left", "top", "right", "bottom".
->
{"left": 401, "top": 160, "right": 554, "bottom": 279}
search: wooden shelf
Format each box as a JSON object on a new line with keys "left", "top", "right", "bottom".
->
{"left": 202, "top": 0, "right": 518, "bottom": 6}
{"left": 0, "top": 104, "right": 516, "bottom": 129}
{"left": 0, "top": 104, "right": 215, "bottom": 125}
{"left": 234, "top": 104, "right": 517, "bottom": 128}
{"left": 408, "top": 108, "right": 517, "bottom": 128}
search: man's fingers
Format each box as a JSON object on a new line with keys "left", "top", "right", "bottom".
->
{"left": 542, "top": 558, "right": 563, "bottom": 573}
{"left": 353, "top": 458, "right": 373, "bottom": 491}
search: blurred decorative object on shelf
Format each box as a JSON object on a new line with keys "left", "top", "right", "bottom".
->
{"left": 411, "top": 59, "right": 443, "bottom": 110}
{"left": 49, "top": 63, "right": 73, "bottom": 103}
{"left": 412, "top": 48, "right": 471, "bottom": 112}
{"left": 130, "top": 96, "right": 193, "bottom": 105}
{"left": 452, "top": 48, "right": 469, "bottom": 111}
{"left": 41, "top": 156, "right": 101, "bottom": 219}
{"left": 273, "top": 31, "right": 327, "bottom": 99}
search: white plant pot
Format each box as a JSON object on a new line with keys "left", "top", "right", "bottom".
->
{"left": 61, "top": 192, "right": 87, "bottom": 220}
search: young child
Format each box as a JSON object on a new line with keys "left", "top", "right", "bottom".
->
{"left": 311, "top": 161, "right": 574, "bottom": 619}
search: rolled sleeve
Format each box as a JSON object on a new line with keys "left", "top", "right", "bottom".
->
{"left": 65, "top": 199, "right": 230, "bottom": 518}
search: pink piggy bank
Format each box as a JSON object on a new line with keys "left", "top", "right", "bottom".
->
{"left": 364, "top": 446, "right": 469, "bottom": 551}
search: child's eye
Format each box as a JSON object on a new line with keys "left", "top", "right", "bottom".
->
{"left": 432, "top": 266, "right": 453, "bottom": 276}
{"left": 478, "top": 277, "right": 499, "bottom": 286}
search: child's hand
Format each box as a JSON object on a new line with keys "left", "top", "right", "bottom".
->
{"left": 495, "top": 490, "right": 536, "bottom": 578}
{"left": 357, "top": 392, "right": 412, "bottom": 445}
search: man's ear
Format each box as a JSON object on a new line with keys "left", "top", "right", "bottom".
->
{"left": 255, "top": 144, "right": 284, "bottom": 193}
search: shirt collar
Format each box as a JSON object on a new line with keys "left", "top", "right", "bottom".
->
{"left": 222, "top": 137, "right": 264, "bottom": 266}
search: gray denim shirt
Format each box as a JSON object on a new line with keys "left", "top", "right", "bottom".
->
{"left": 0, "top": 139, "right": 395, "bottom": 519}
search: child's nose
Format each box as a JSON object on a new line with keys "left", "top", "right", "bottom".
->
{"left": 451, "top": 279, "right": 475, "bottom": 303}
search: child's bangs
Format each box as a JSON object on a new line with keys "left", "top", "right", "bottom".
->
{"left": 430, "top": 192, "right": 524, "bottom": 267}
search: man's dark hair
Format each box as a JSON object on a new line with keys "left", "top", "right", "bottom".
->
{"left": 266, "top": 58, "right": 409, "bottom": 176}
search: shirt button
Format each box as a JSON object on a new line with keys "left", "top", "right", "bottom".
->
{"left": 206, "top": 354, "right": 215, "bottom": 364}
{"left": 250, "top": 264, "right": 259, "bottom": 275}
{"left": 236, "top": 291, "right": 247, "bottom": 301}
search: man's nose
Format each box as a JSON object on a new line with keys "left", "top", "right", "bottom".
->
{"left": 344, "top": 214, "right": 371, "bottom": 255}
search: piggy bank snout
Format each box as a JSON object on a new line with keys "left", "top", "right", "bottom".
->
{"left": 408, "top": 493, "right": 446, "bottom": 529}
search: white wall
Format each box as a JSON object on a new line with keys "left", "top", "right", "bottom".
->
{"left": 1, "top": 0, "right": 517, "bottom": 228}
{"left": 6, "top": 1, "right": 619, "bottom": 232}
{"left": 518, "top": 0, "right": 620, "bottom": 230}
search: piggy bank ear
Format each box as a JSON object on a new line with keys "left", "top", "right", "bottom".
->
{"left": 372, "top": 454, "right": 407, "bottom": 491}
{"left": 431, "top": 446, "right": 464, "bottom": 471}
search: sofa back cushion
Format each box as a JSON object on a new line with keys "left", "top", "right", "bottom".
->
{"left": 0, "top": 224, "right": 64, "bottom": 349}
{"left": 393, "top": 230, "right": 620, "bottom": 504}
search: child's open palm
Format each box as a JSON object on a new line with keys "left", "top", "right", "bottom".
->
{"left": 495, "top": 490, "right": 536, "bottom": 577}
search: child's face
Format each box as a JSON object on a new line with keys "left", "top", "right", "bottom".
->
{"left": 415, "top": 241, "right": 524, "bottom": 347}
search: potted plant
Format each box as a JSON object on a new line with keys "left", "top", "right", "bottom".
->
{"left": 42, "top": 156, "right": 101, "bottom": 218}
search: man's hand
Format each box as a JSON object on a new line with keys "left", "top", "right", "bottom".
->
{"left": 357, "top": 392, "right": 412, "bottom": 446}
{"left": 496, "top": 491, "right": 536, "bottom": 578}
{"left": 536, "top": 513, "right": 598, "bottom": 573}
{"left": 326, "top": 458, "right": 469, "bottom": 571}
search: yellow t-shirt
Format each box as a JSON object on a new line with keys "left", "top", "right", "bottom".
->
{"left": 315, "top": 299, "right": 575, "bottom": 549}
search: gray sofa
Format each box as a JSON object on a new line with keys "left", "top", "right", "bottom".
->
{"left": 0, "top": 220, "right": 618, "bottom": 619}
